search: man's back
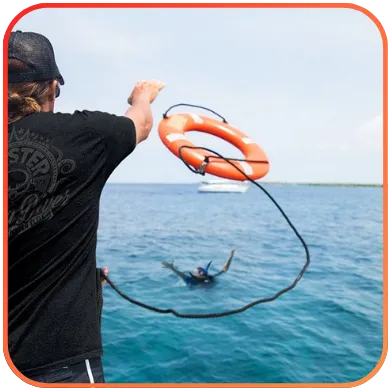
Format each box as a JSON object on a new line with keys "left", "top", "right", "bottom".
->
{"left": 8, "top": 110, "right": 136, "bottom": 373}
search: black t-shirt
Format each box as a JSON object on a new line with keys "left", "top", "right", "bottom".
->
{"left": 8, "top": 110, "right": 137, "bottom": 373}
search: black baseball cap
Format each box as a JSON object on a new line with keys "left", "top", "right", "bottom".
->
{"left": 8, "top": 30, "right": 64, "bottom": 85}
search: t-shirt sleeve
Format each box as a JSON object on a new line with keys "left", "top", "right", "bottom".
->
{"left": 79, "top": 110, "right": 137, "bottom": 177}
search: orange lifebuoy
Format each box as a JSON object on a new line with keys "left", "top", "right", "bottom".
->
{"left": 158, "top": 113, "right": 270, "bottom": 181}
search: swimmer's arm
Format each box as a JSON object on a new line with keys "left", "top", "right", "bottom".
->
{"left": 171, "top": 267, "right": 189, "bottom": 281}
{"left": 213, "top": 249, "right": 236, "bottom": 277}
{"left": 162, "top": 261, "right": 189, "bottom": 281}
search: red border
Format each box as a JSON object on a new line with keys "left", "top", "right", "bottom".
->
{"left": 3, "top": 3, "right": 387, "bottom": 388}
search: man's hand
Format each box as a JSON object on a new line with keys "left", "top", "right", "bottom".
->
{"left": 101, "top": 267, "right": 108, "bottom": 286}
{"left": 128, "top": 80, "right": 166, "bottom": 105}
{"left": 162, "top": 261, "right": 175, "bottom": 270}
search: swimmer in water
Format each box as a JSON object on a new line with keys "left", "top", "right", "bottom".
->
{"left": 162, "top": 249, "right": 235, "bottom": 286}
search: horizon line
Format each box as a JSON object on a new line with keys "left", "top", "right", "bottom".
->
{"left": 106, "top": 181, "right": 383, "bottom": 186}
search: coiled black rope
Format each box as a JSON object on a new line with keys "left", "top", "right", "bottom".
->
{"left": 101, "top": 106, "right": 310, "bottom": 319}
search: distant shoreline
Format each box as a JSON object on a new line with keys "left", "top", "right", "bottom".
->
{"left": 259, "top": 182, "right": 383, "bottom": 187}
{"left": 107, "top": 182, "right": 383, "bottom": 187}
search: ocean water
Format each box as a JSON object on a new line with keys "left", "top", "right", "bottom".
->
{"left": 96, "top": 183, "right": 383, "bottom": 384}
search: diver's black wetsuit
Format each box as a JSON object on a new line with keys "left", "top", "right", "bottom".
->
{"left": 183, "top": 267, "right": 223, "bottom": 286}
{"left": 184, "top": 274, "right": 216, "bottom": 286}
{"left": 163, "top": 250, "right": 235, "bottom": 287}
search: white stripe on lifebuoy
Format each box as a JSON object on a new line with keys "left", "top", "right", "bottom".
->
{"left": 190, "top": 114, "right": 204, "bottom": 124}
{"left": 166, "top": 133, "right": 187, "bottom": 142}
{"left": 242, "top": 137, "right": 254, "bottom": 144}
{"left": 238, "top": 161, "right": 253, "bottom": 175}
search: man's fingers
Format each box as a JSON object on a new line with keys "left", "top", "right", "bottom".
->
{"left": 156, "top": 80, "right": 166, "bottom": 91}
{"left": 101, "top": 267, "right": 108, "bottom": 286}
{"left": 128, "top": 79, "right": 165, "bottom": 105}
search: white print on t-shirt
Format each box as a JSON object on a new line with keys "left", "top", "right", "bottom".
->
{"left": 8, "top": 127, "right": 76, "bottom": 238}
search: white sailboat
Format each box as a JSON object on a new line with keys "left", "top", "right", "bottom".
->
{"left": 198, "top": 179, "right": 249, "bottom": 193}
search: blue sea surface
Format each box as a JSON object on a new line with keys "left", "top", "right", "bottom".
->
{"left": 97, "top": 183, "right": 383, "bottom": 383}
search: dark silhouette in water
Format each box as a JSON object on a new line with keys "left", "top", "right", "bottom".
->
{"left": 162, "top": 249, "right": 235, "bottom": 286}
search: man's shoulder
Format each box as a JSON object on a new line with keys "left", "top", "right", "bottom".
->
{"left": 24, "top": 110, "right": 119, "bottom": 122}
{"left": 49, "top": 110, "right": 115, "bottom": 124}
{"left": 12, "top": 111, "right": 126, "bottom": 134}
{"left": 53, "top": 110, "right": 134, "bottom": 133}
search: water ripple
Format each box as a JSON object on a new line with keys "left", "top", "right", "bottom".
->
{"left": 98, "top": 184, "right": 382, "bottom": 383}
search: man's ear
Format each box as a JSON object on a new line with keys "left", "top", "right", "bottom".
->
{"left": 49, "top": 80, "right": 57, "bottom": 102}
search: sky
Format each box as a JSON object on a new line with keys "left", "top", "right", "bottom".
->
{"left": 14, "top": 7, "right": 384, "bottom": 184}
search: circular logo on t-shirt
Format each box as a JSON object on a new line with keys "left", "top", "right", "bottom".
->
{"left": 8, "top": 128, "right": 76, "bottom": 237}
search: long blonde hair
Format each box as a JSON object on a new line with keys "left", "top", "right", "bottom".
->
{"left": 8, "top": 59, "right": 54, "bottom": 124}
